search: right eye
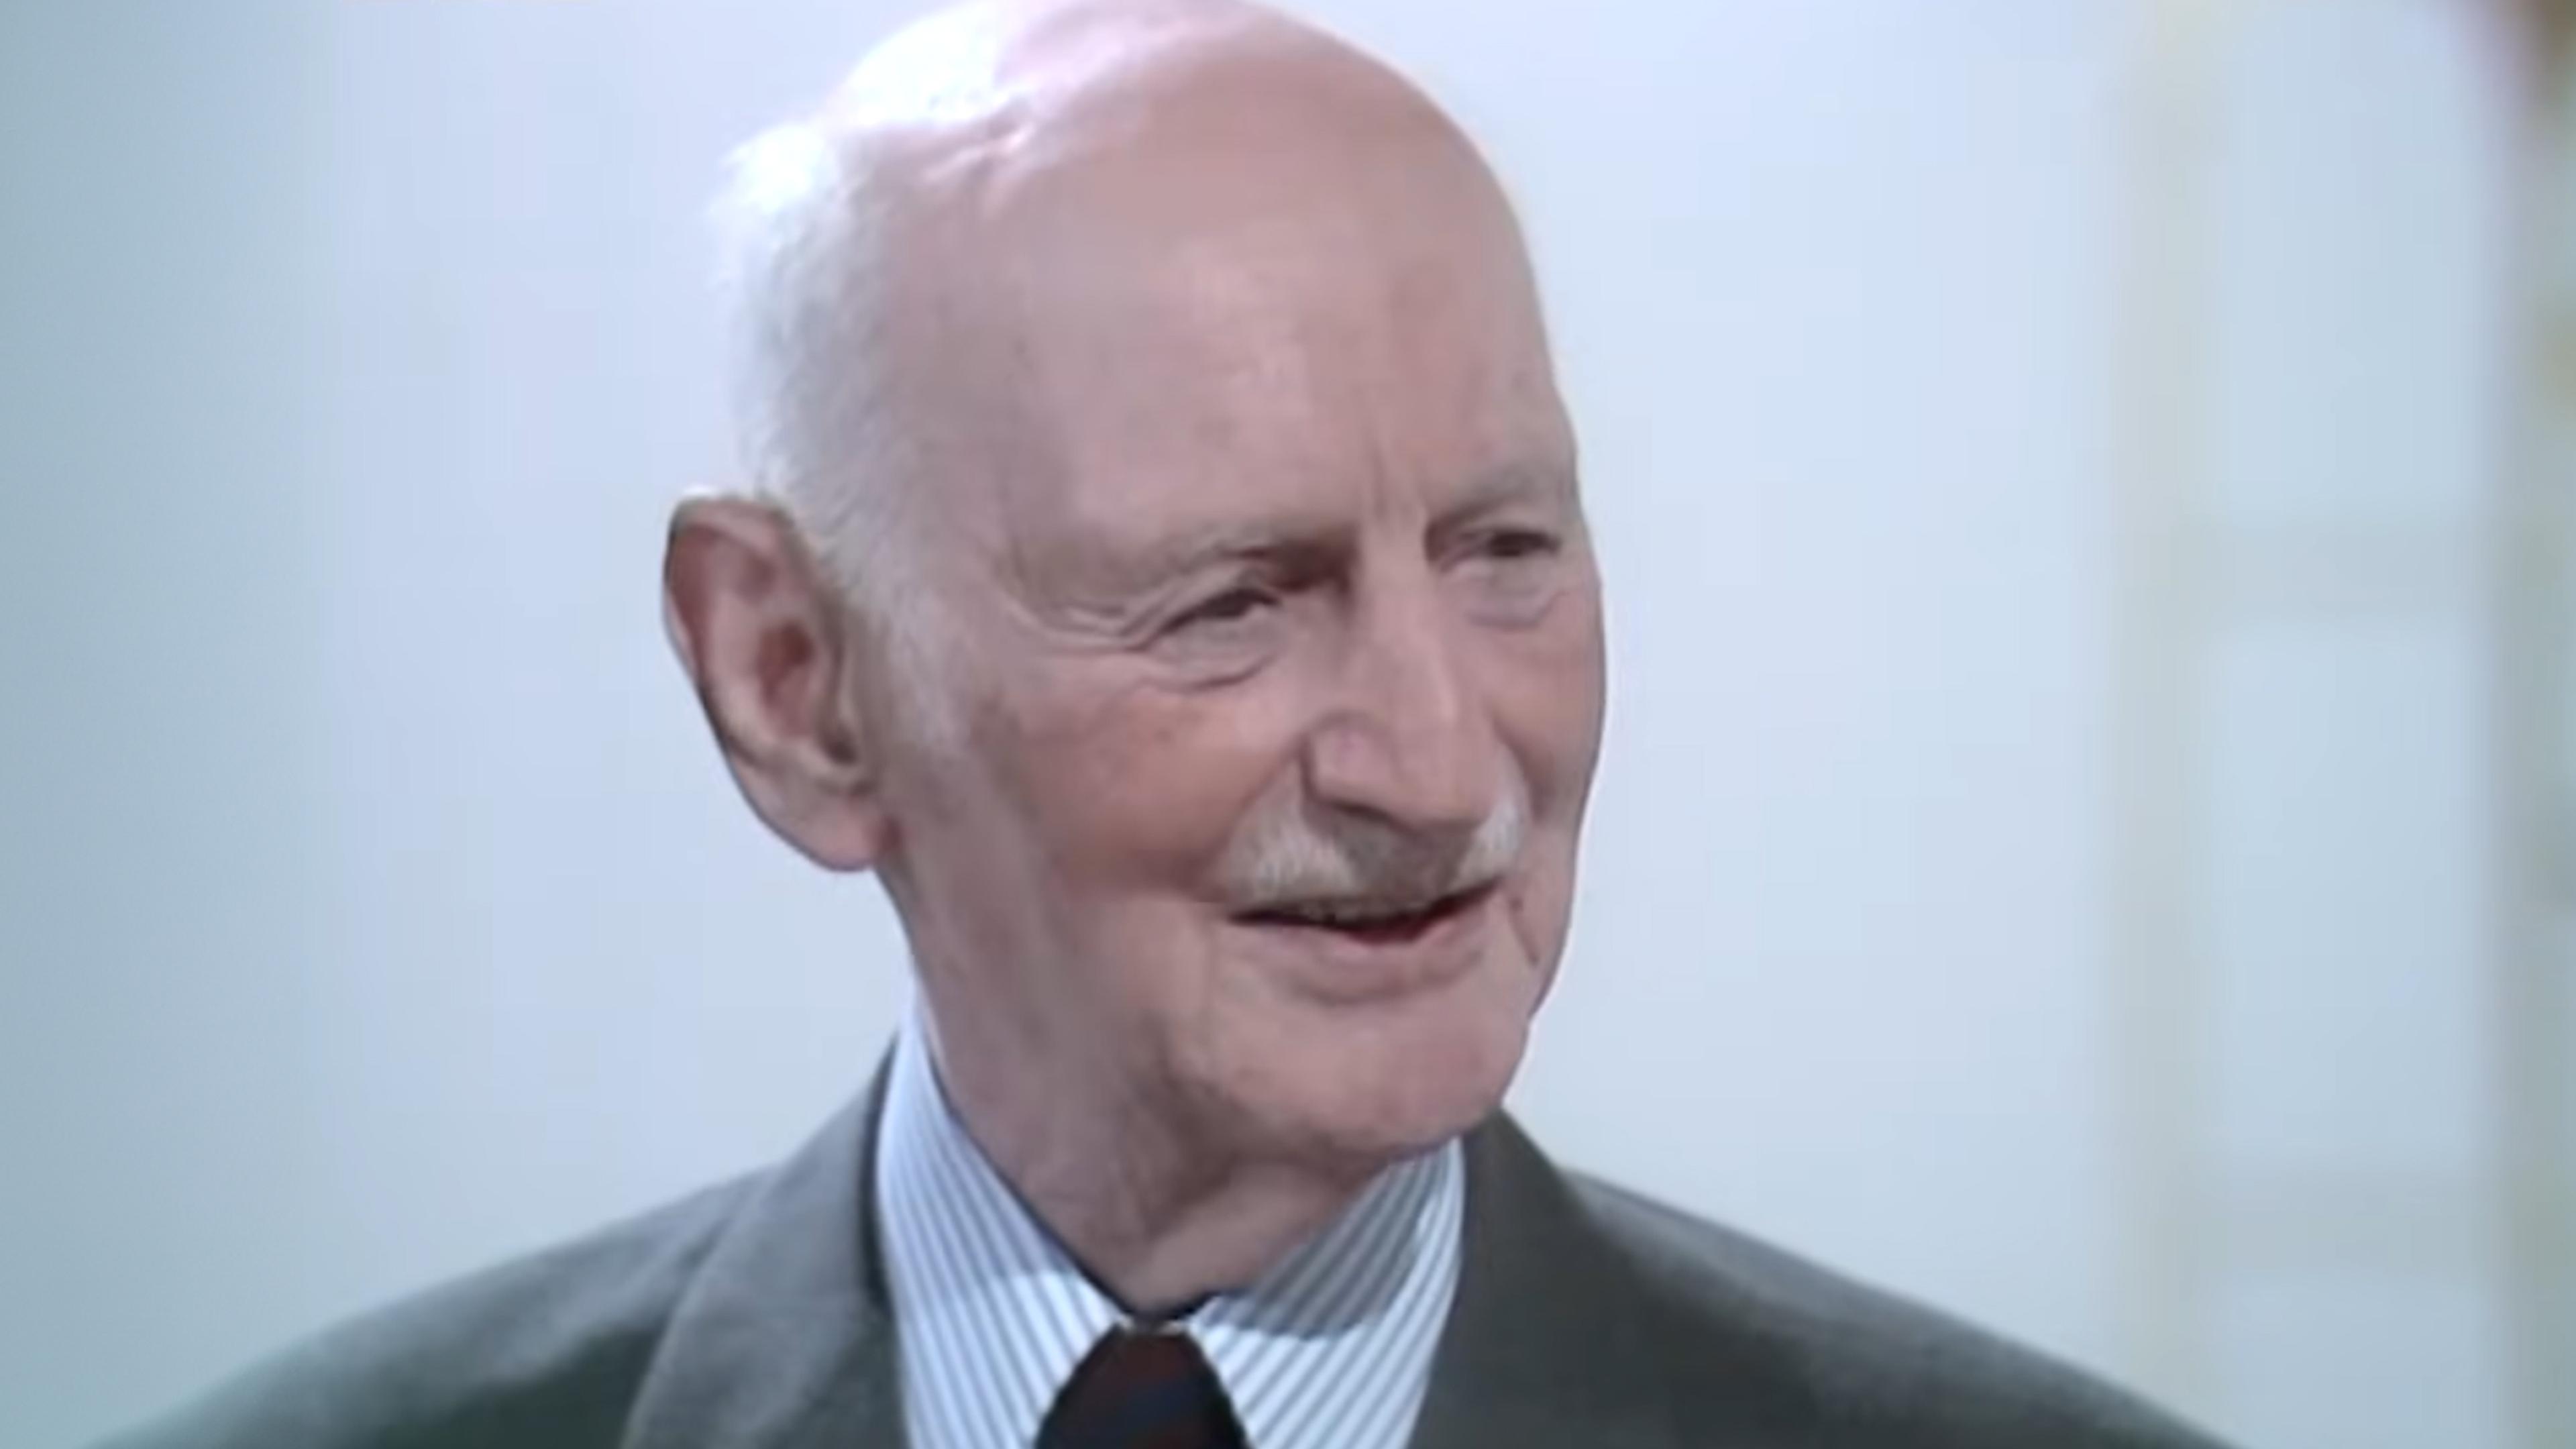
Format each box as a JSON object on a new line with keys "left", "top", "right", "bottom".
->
{"left": 1151, "top": 582, "right": 1291, "bottom": 684}
{"left": 1170, "top": 586, "right": 1277, "bottom": 631}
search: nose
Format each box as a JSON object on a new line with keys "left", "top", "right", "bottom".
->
{"left": 1301, "top": 561, "right": 1506, "bottom": 834}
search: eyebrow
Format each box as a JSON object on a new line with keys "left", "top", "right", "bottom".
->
{"left": 1116, "top": 515, "right": 1350, "bottom": 592}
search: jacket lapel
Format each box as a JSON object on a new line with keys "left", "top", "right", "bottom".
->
{"left": 621, "top": 1066, "right": 906, "bottom": 1449}
{"left": 1405, "top": 1114, "right": 1799, "bottom": 1449}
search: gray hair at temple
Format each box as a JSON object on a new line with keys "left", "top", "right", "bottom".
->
{"left": 709, "top": 118, "right": 934, "bottom": 643}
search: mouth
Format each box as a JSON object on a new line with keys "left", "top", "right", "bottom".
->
{"left": 1232, "top": 881, "right": 1499, "bottom": 947}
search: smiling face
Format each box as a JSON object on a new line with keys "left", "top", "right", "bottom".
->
{"left": 857, "top": 74, "right": 1607, "bottom": 1178}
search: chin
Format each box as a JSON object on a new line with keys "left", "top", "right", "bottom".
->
{"left": 1188, "top": 947, "right": 1541, "bottom": 1171}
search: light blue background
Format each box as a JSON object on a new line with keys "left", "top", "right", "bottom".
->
{"left": 0, "top": 3, "right": 2542, "bottom": 1446}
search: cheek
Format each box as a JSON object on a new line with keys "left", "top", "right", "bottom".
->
{"left": 999, "top": 675, "right": 1298, "bottom": 892}
{"left": 1491, "top": 598, "right": 1603, "bottom": 983}
{"left": 1497, "top": 593, "right": 1609, "bottom": 814}
{"left": 1506, "top": 824, "right": 1584, "bottom": 948}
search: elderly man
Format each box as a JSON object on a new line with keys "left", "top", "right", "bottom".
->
{"left": 110, "top": 3, "right": 2226, "bottom": 1447}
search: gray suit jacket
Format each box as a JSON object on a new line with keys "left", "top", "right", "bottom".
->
{"left": 105, "top": 1074, "right": 2226, "bottom": 1448}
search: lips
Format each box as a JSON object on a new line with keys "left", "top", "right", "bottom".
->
{"left": 1234, "top": 881, "right": 1496, "bottom": 945}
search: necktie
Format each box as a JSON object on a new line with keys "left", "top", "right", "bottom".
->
{"left": 1035, "top": 1325, "right": 1250, "bottom": 1449}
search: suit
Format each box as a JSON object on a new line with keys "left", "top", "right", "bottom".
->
{"left": 104, "top": 1067, "right": 2226, "bottom": 1448}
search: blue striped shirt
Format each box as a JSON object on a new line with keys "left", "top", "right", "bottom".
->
{"left": 874, "top": 1015, "right": 1466, "bottom": 1449}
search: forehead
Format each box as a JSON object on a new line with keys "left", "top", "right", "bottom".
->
{"left": 942, "top": 136, "right": 1570, "bottom": 573}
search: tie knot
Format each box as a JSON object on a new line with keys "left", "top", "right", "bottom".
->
{"left": 1036, "top": 1326, "right": 1248, "bottom": 1449}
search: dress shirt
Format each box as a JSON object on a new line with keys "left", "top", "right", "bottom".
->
{"left": 874, "top": 1012, "right": 1464, "bottom": 1449}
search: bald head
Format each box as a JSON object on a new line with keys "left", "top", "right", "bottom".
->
{"left": 714, "top": 0, "right": 1546, "bottom": 627}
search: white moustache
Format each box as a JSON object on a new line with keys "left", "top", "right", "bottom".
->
{"left": 1220, "top": 782, "right": 1529, "bottom": 914}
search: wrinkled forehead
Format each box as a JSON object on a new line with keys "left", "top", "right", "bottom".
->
{"left": 985, "top": 157, "right": 1568, "bottom": 541}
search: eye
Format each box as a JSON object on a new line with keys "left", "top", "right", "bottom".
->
{"left": 1452, "top": 525, "right": 1570, "bottom": 628}
{"left": 1171, "top": 586, "right": 1276, "bottom": 632}
{"left": 1479, "top": 529, "right": 1562, "bottom": 561}
{"left": 1154, "top": 582, "right": 1288, "bottom": 682}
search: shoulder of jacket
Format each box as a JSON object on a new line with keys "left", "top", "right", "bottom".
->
{"left": 96, "top": 1172, "right": 764, "bottom": 1449}
{"left": 1558, "top": 1171, "right": 2230, "bottom": 1449}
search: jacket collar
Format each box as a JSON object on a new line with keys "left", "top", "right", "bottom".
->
{"left": 1404, "top": 1114, "right": 1803, "bottom": 1449}
{"left": 617, "top": 1063, "right": 1768, "bottom": 1449}
{"left": 621, "top": 1065, "right": 904, "bottom": 1449}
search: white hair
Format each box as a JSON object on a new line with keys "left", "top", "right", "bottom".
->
{"left": 712, "top": 122, "right": 914, "bottom": 607}
{"left": 710, "top": 119, "right": 961, "bottom": 739}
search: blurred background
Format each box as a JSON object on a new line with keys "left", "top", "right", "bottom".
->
{"left": 2, "top": 0, "right": 2570, "bottom": 1445}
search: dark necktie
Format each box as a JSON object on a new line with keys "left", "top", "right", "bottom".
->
{"left": 1034, "top": 1325, "right": 1250, "bottom": 1449}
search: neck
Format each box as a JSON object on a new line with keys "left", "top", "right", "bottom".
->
{"left": 917, "top": 1008, "right": 1378, "bottom": 1314}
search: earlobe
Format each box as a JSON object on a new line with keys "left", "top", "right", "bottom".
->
{"left": 661, "top": 493, "right": 895, "bottom": 872}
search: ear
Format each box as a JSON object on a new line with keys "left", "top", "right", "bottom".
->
{"left": 662, "top": 493, "right": 892, "bottom": 871}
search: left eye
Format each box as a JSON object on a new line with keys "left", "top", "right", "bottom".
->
{"left": 1479, "top": 529, "right": 1560, "bottom": 561}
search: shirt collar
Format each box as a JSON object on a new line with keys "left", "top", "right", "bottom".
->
{"left": 873, "top": 1009, "right": 1464, "bottom": 1449}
